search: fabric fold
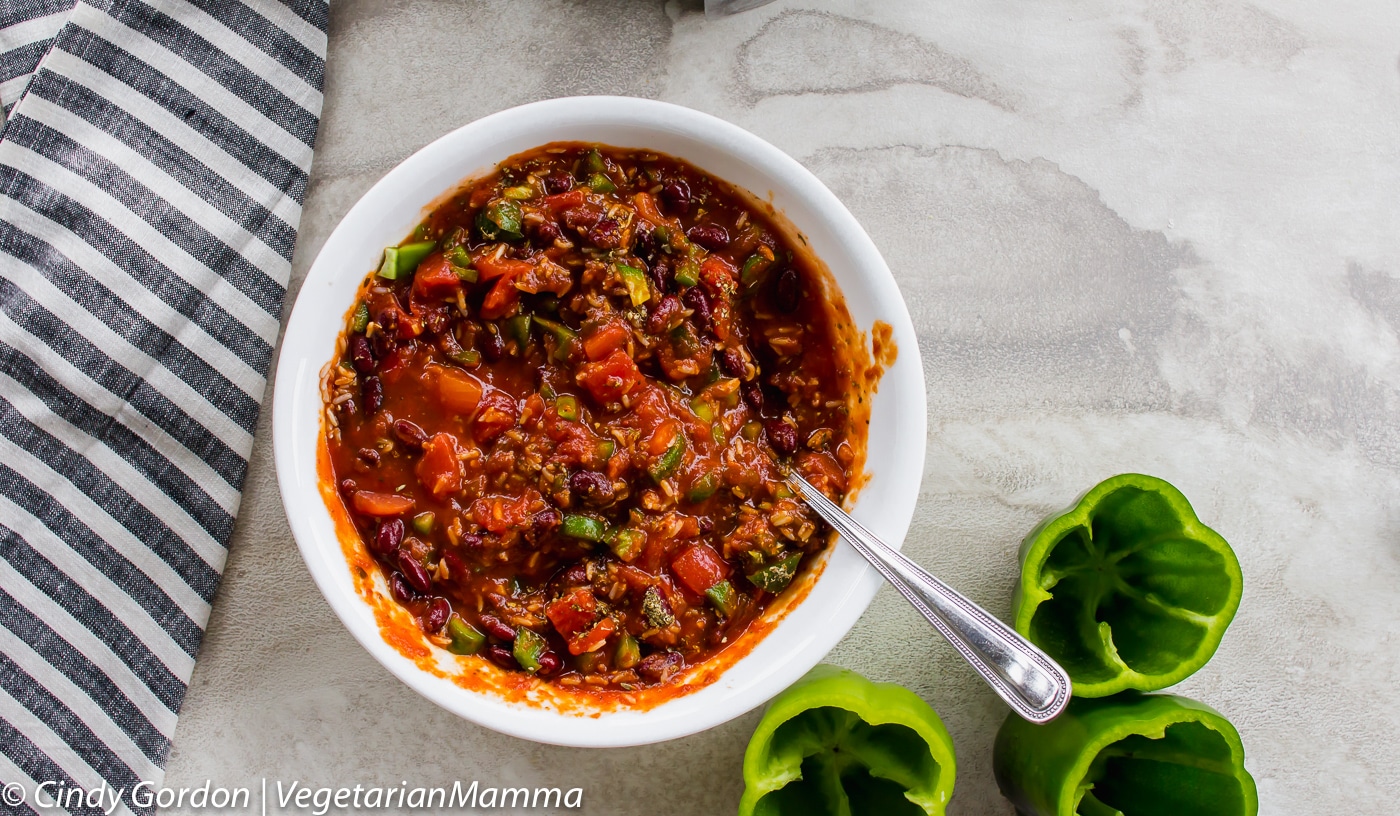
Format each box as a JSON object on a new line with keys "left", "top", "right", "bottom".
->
{"left": 0, "top": 0, "right": 327, "bottom": 812}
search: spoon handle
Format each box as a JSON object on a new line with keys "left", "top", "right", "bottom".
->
{"left": 786, "top": 474, "right": 1072, "bottom": 723}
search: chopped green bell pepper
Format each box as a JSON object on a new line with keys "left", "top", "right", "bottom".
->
{"left": 704, "top": 579, "right": 739, "bottom": 615}
{"left": 532, "top": 316, "right": 578, "bottom": 361}
{"left": 377, "top": 240, "right": 436, "bottom": 280}
{"left": 505, "top": 314, "right": 532, "bottom": 350}
{"left": 614, "top": 632, "right": 641, "bottom": 669}
{"left": 686, "top": 472, "right": 719, "bottom": 503}
{"left": 477, "top": 199, "right": 523, "bottom": 242}
{"left": 1013, "top": 473, "right": 1243, "bottom": 697}
{"left": 350, "top": 302, "right": 370, "bottom": 333}
{"left": 739, "top": 665, "right": 956, "bottom": 816}
{"left": 513, "top": 627, "right": 547, "bottom": 672}
{"left": 617, "top": 263, "right": 650, "bottom": 306}
{"left": 748, "top": 552, "right": 802, "bottom": 594}
{"left": 606, "top": 528, "right": 645, "bottom": 562}
{"left": 648, "top": 434, "right": 686, "bottom": 483}
{"left": 445, "top": 616, "right": 485, "bottom": 655}
{"left": 993, "top": 692, "right": 1257, "bottom": 816}
{"left": 560, "top": 514, "right": 607, "bottom": 542}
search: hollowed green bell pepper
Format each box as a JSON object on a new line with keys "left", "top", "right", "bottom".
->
{"left": 739, "top": 665, "right": 955, "bottom": 816}
{"left": 1013, "top": 473, "right": 1242, "bottom": 697}
{"left": 993, "top": 692, "right": 1257, "bottom": 816}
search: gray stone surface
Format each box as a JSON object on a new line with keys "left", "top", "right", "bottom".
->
{"left": 161, "top": 0, "right": 1400, "bottom": 812}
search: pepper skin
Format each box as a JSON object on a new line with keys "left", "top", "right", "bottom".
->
{"left": 993, "top": 692, "right": 1257, "bottom": 816}
{"left": 1012, "top": 474, "right": 1243, "bottom": 697}
{"left": 738, "top": 665, "right": 955, "bottom": 816}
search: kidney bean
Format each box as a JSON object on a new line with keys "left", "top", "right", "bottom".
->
{"left": 720, "top": 347, "right": 747, "bottom": 378}
{"left": 534, "top": 220, "right": 562, "bottom": 243}
{"left": 424, "top": 307, "right": 448, "bottom": 335}
{"left": 398, "top": 551, "right": 433, "bottom": 594}
{"left": 442, "top": 547, "right": 468, "bottom": 578}
{"left": 568, "top": 470, "right": 614, "bottom": 505}
{"left": 458, "top": 533, "right": 485, "bottom": 551}
{"left": 423, "top": 597, "right": 450, "bottom": 633}
{"left": 661, "top": 179, "right": 691, "bottom": 215}
{"left": 697, "top": 516, "right": 715, "bottom": 534}
{"left": 682, "top": 286, "right": 712, "bottom": 332}
{"left": 633, "top": 220, "right": 657, "bottom": 263}
{"left": 388, "top": 572, "right": 418, "bottom": 604}
{"left": 486, "top": 644, "right": 518, "bottom": 669}
{"left": 637, "top": 651, "right": 683, "bottom": 682}
{"left": 339, "top": 478, "right": 357, "bottom": 494}
{"left": 479, "top": 328, "right": 505, "bottom": 362}
{"left": 362, "top": 375, "right": 383, "bottom": 414}
{"left": 686, "top": 223, "right": 729, "bottom": 251}
{"left": 371, "top": 327, "right": 396, "bottom": 358}
{"left": 355, "top": 447, "right": 381, "bottom": 467}
{"left": 741, "top": 380, "right": 764, "bottom": 412}
{"left": 373, "top": 518, "right": 404, "bottom": 556}
{"left": 561, "top": 561, "right": 589, "bottom": 586}
{"left": 647, "top": 295, "right": 683, "bottom": 334}
{"left": 532, "top": 508, "right": 562, "bottom": 531}
{"left": 537, "top": 650, "right": 562, "bottom": 676}
{"left": 562, "top": 207, "right": 602, "bottom": 232}
{"left": 542, "top": 170, "right": 573, "bottom": 194}
{"left": 588, "top": 217, "right": 621, "bottom": 249}
{"left": 774, "top": 267, "right": 801, "bottom": 313}
{"left": 376, "top": 308, "right": 399, "bottom": 336}
{"left": 349, "top": 334, "right": 374, "bottom": 373}
{"left": 766, "top": 420, "right": 798, "bottom": 456}
{"left": 648, "top": 257, "right": 673, "bottom": 295}
{"left": 393, "top": 419, "right": 428, "bottom": 449}
{"left": 479, "top": 614, "right": 517, "bottom": 642}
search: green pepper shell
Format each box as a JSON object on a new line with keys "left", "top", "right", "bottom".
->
{"left": 993, "top": 692, "right": 1257, "bottom": 816}
{"left": 1013, "top": 473, "right": 1243, "bottom": 697}
{"left": 739, "top": 665, "right": 955, "bottom": 816}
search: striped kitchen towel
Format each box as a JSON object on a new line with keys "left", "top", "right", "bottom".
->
{"left": 0, "top": 0, "right": 325, "bottom": 813}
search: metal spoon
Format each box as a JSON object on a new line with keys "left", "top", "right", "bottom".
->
{"left": 785, "top": 472, "right": 1072, "bottom": 723}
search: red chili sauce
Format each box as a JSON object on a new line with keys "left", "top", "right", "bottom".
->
{"left": 322, "top": 143, "right": 863, "bottom": 694}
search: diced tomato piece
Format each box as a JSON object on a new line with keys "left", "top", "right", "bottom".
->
{"left": 568, "top": 617, "right": 616, "bottom": 655}
{"left": 583, "top": 321, "right": 631, "bottom": 361}
{"left": 351, "top": 491, "right": 415, "bottom": 516}
{"left": 412, "top": 253, "right": 462, "bottom": 300}
{"left": 472, "top": 251, "right": 534, "bottom": 282}
{"left": 577, "top": 349, "right": 643, "bottom": 405}
{"left": 542, "top": 190, "right": 588, "bottom": 215}
{"left": 646, "top": 419, "right": 681, "bottom": 456}
{"left": 437, "top": 369, "right": 483, "bottom": 415}
{"left": 520, "top": 393, "right": 546, "bottom": 427}
{"left": 416, "top": 433, "right": 463, "bottom": 499}
{"left": 797, "top": 450, "right": 847, "bottom": 497}
{"left": 469, "top": 489, "right": 541, "bottom": 534}
{"left": 632, "top": 192, "right": 672, "bottom": 228}
{"left": 616, "top": 565, "right": 657, "bottom": 593}
{"left": 480, "top": 275, "right": 520, "bottom": 320}
{"left": 700, "top": 255, "right": 737, "bottom": 293}
{"left": 670, "top": 542, "right": 730, "bottom": 595}
{"left": 473, "top": 391, "right": 519, "bottom": 442}
{"left": 546, "top": 587, "right": 598, "bottom": 639}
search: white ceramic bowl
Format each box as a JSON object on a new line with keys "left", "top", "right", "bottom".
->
{"left": 273, "top": 96, "right": 926, "bottom": 747}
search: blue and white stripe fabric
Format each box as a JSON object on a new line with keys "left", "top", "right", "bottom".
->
{"left": 0, "top": 0, "right": 325, "bottom": 812}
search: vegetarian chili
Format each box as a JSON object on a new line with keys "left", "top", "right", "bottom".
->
{"left": 322, "top": 143, "right": 864, "bottom": 693}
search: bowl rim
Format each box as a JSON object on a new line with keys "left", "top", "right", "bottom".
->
{"left": 272, "top": 95, "right": 926, "bottom": 747}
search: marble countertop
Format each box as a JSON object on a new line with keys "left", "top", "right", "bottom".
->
{"left": 161, "top": 1, "right": 1400, "bottom": 812}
